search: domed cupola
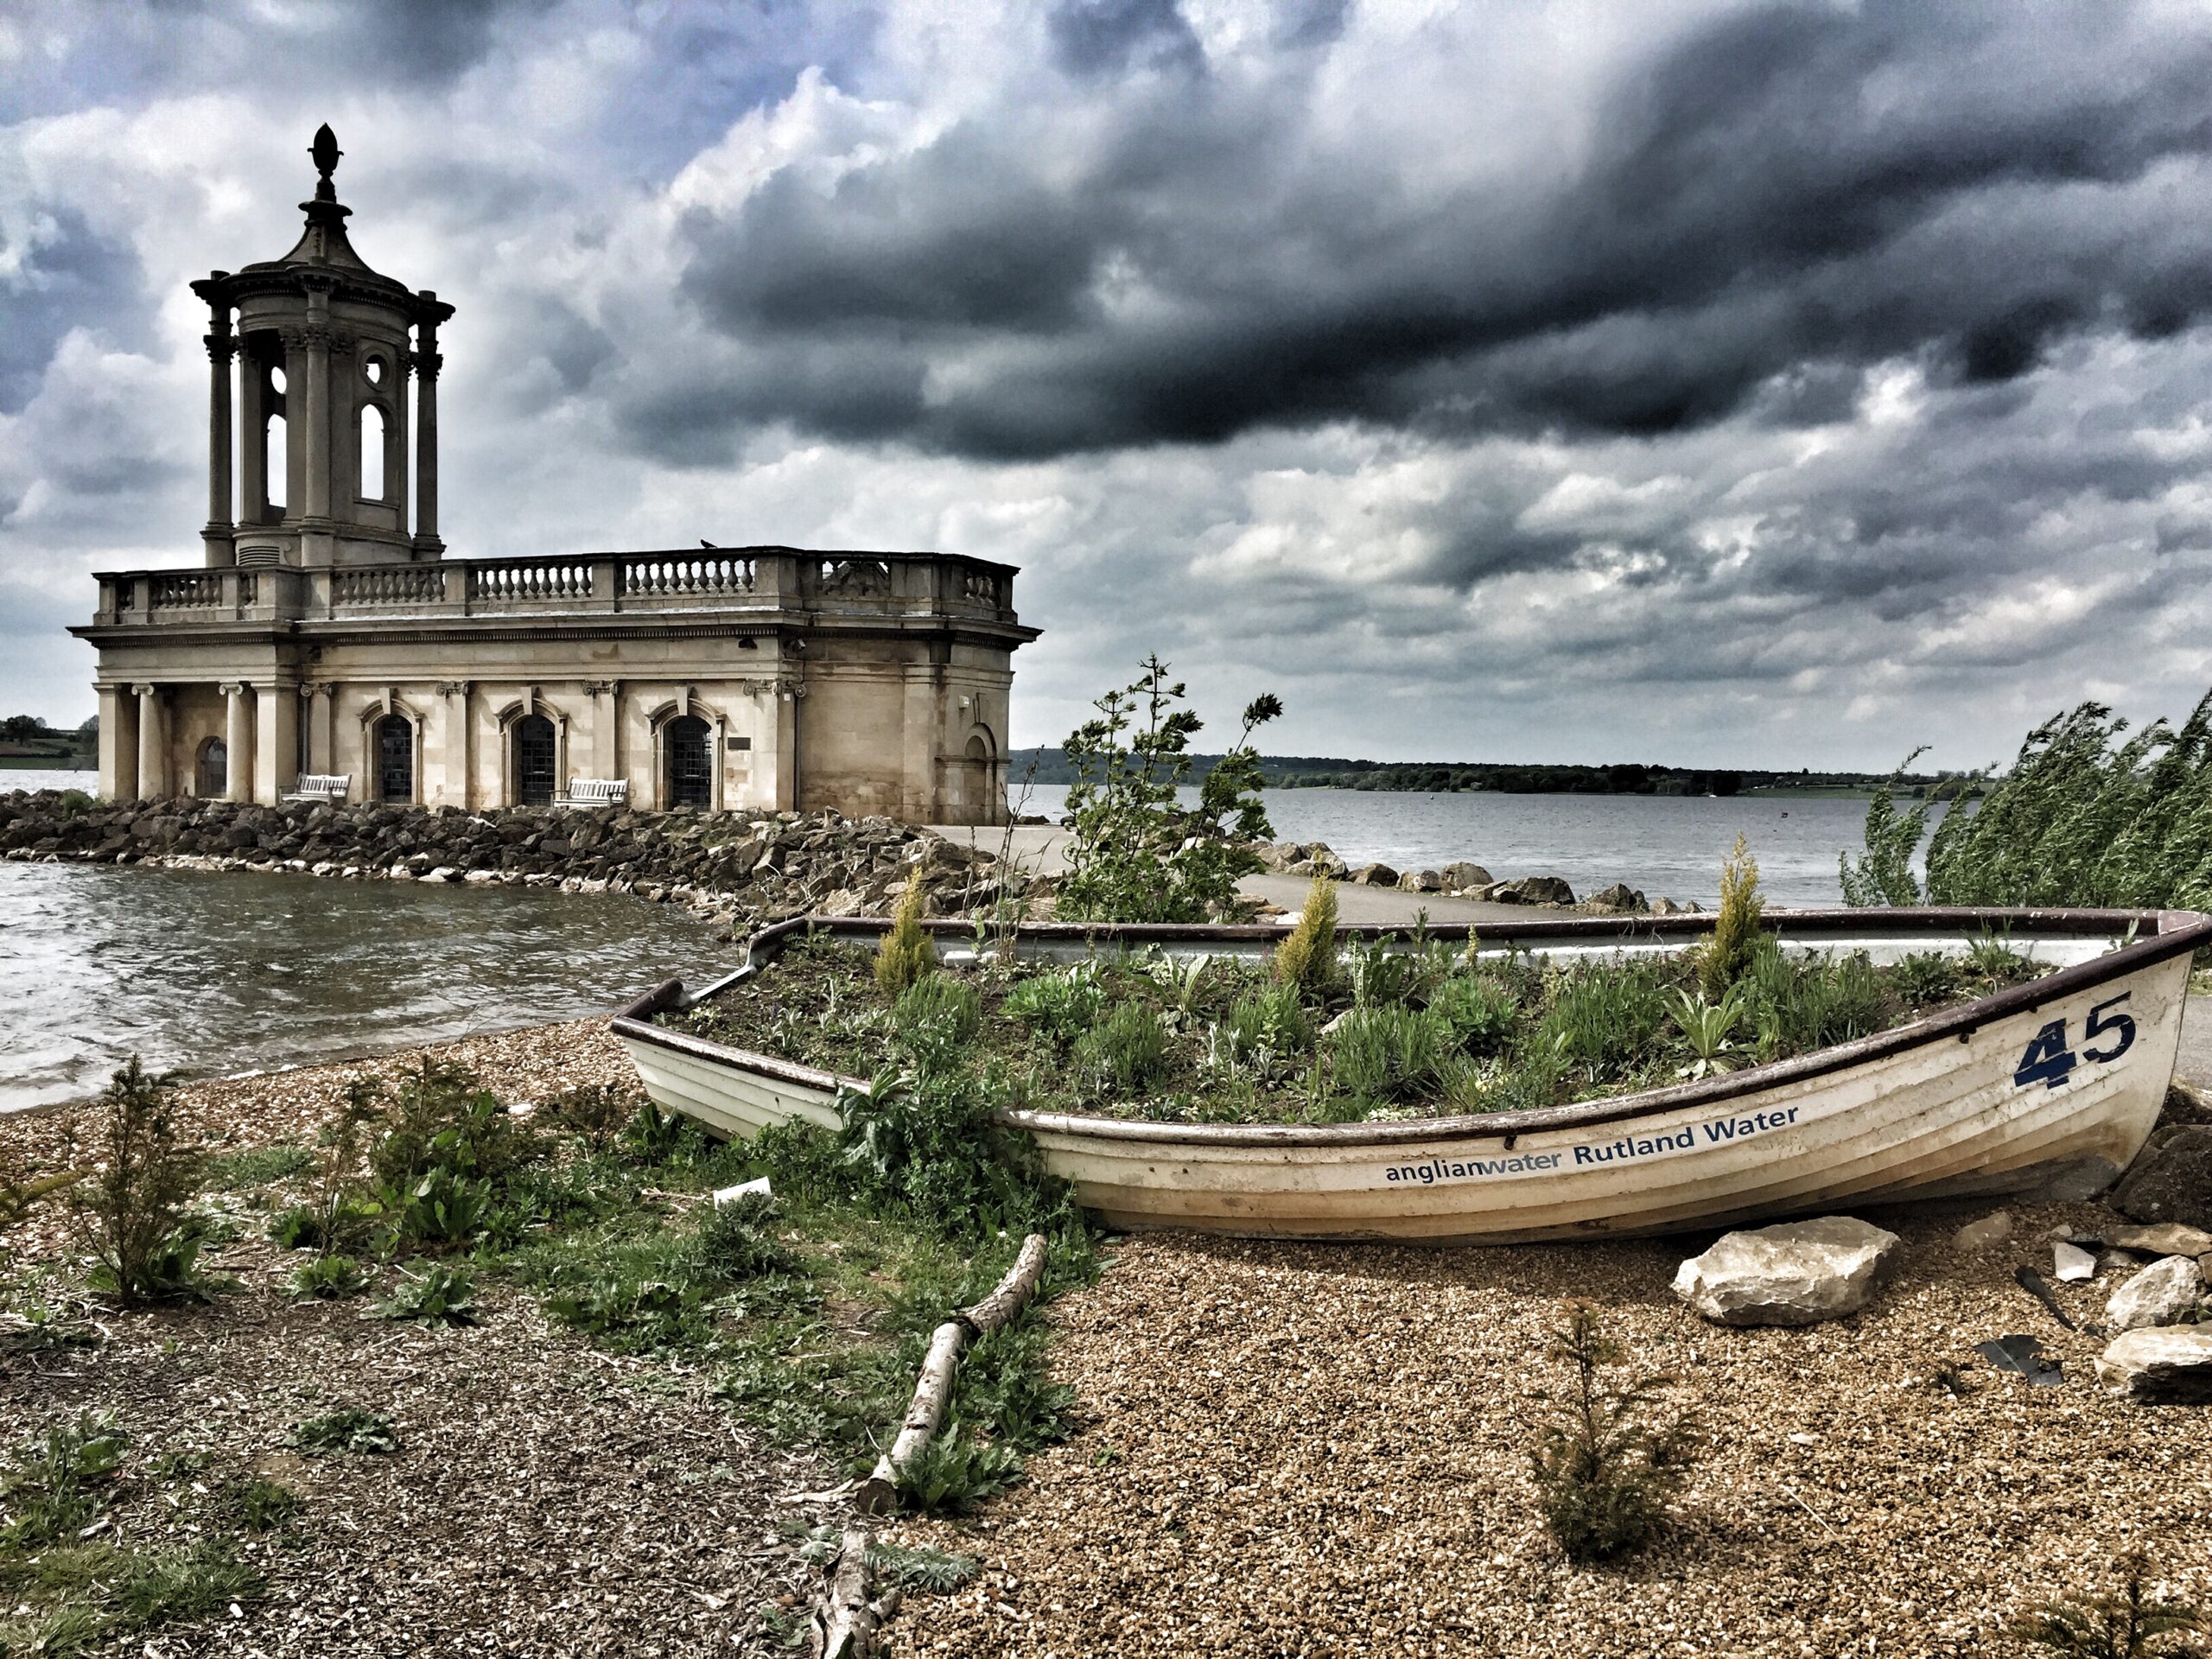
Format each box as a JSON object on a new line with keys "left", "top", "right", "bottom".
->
{"left": 189, "top": 126, "right": 455, "bottom": 569}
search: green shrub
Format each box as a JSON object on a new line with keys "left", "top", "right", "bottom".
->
{"left": 387, "top": 1167, "right": 493, "bottom": 1249}
{"left": 893, "top": 1423, "right": 1024, "bottom": 1515}
{"left": 1891, "top": 950, "right": 1961, "bottom": 1008}
{"left": 1537, "top": 964, "right": 1669, "bottom": 1081}
{"left": 1697, "top": 835, "right": 1764, "bottom": 999}
{"left": 1667, "top": 986, "right": 1748, "bottom": 1079}
{"left": 620, "top": 1097, "right": 687, "bottom": 1164}
{"left": 1967, "top": 931, "right": 2031, "bottom": 982}
{"left": 695, "top": 1192, "right": 802, "bottom": 1281}
{"left": 67, "top": 1058, "right": 207, "bottom": 1306}
{"left": 2012, "top": 1551, "right": 2205, "bottom": 1658}
{"left": 370, "top": 1060, "right": 536, "bottom": 1193}
{"left": 1071, "top": 1001, "right": 1173, "bottom": 1098}
{"left": 1529, "top": 1302, "right": 1695, "bottom": 1563}
{"left": 201, "top": 1145, "right": 313, "bottom": 1192}
{"left": 1429, "top": 975, "right": 1519, "bottom": 1055}
{"left": 0, "top": 1413, "right": 125, "bottom": 1550}
{"left": 1840, "top": 750, "right": 1931, "bottom": 906}
{"left": 1054, "top": 655, "right": 1281, "bottom": 924}
{"left": 1330, "top": 1005, "right": 1452, "bottom": 1103}
{"left": 864, "top": 1538, "right": 981, "bottom": 1594}
{"left": 875, "top": 881, "right": 938, "bottom": 997}
{"left": 1344, "top": 936, "right": 1422, "bottom": 1009}
{"left": 1273, "top": 877, "right": 1338, "bottom": 997}
{"left": 372, "top": 1263, "right": 478, "bottom": 1326}
{"left": 218, "top": 1476, "right": 302, "bottom": 1533}
{"left": 894, "top": 975, "right": 982, "bottom": 1045}
{"left": 1001, "top": 967, "right": 1104, "bottom": 1046}
{"left": 1746, "top": 947, "right": 1891, "bottom": 1054}
{"left": 1220, "top": 984, "right": 1314, "bottom": 1065}
{"left": 288, "top": 1408, "right": 398, "bottom": 1457}
{"left": 288, "top": 1254, "right": 369, "bottom": 1300}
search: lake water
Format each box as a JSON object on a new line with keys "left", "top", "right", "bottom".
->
{"left": 2, "top": 775, "right": 1908, "bottom": 1111}
{"left": 1019, "top": 785, "right": 1914, "bottom": 909}
{"left": 0, "top": 860, "right": 733, "bottom": 1115}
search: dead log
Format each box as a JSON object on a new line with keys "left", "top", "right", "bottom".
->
{"left": 854, "top": 1231, "right": 1048, "bottom": 1515}
{"left": 808, "top": 1526, "right": 901, "bottom": 1659}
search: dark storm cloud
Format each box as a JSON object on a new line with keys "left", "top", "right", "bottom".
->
{"left": 653, "top": 0, "right": 2212, "bottom": 464}
{"left": 0, "top": 210, "right": 147, "bottom": 412}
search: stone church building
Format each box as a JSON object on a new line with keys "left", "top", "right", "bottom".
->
{"left": 73, "top": 128, "right": 1033, "bottom": 824}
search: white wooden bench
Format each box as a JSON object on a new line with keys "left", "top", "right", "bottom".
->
{"left": 552, "top": 778, "right": 629, "bottom": 809}
{"left": 282, "top": 772, "right": 351, "bottom": 803}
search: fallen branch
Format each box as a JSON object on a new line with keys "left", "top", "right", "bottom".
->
{"left": 854, "top": 1232, "right": 1048, "bottom": 1516}
{"left": 808, "top": 1526, "right": 901, "bottom": 1659}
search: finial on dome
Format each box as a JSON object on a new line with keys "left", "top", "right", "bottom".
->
{"left": 309, "top": 124, "right": 341, "bottom": 200}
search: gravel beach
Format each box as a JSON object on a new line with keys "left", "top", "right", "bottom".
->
{"left": 881, "top": 1220, "right": 2211, "bottom": 1658}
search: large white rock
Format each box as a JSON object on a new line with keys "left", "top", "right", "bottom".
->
{"left": 1672, "top": 1216, "right": 1902, "bottom": 1326}
{"left": 2095, "top": 1327, "right": 2212, "bottom": 1403}
{"left": 2107, "top": 1255, "right": 2208, "bottom": 1333}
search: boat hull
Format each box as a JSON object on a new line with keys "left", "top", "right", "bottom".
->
{"left": 612, "top": 909, "right": 2206, "bottom": 1243}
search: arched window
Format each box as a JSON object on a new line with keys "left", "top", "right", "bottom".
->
{"left": 195, "top": 737, "right": 228, "bottom": 799}
{"left": 513, "top": 714, "right": 556, "bottom": 806}
{"left": 665, "top": 715, "right": 712, "bottom": 809}
{"left": 266, "top": 413, "right": 288, "bottom": 512}
{"left": 376, "top": 715, "right": 413, "bottom": 802}
{"left": 359, "top": 403, "right": 386, "bottom": 499}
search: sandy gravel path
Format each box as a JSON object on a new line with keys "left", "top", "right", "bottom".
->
{"left": 883, "top": 1209, "right": 2211, "bottom": 1658}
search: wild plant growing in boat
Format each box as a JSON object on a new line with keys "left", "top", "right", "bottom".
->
{"left": 1529, "top": 1301, "right": 1697, "bottom": 1564}
{"left": 874, "top": 880, "right": 937, "bottom": 996}
{"left": 1273, "top": 875, "right": 1339, "bottom": 997}
{"left": 1056, "top": 655, "right": 1281, "bottom": 923}
{"left": 1668, "top": 985, "right": 1748, "bottom": 1079}
{"left": 1697, "top": 833, "right": 1765, "bottom": 1000}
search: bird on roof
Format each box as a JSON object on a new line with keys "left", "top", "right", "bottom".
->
{"left": 701, "top": 539, "right": 716, "bottom": 549}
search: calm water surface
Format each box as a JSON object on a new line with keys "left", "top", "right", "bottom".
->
{"left": 2, "top": 777, "right": 1912, "bottom": 1112}
{"left": 1022, "top": 785, "right": 1921, "bottom": 908}
{"left": 0, "top": 860, "right": 731, "bottom": 1113}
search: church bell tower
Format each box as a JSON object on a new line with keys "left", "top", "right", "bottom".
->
{"left": 189, "top": 125, "right": 454, "bottom": 569}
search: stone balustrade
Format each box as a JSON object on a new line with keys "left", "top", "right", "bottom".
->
{"left": 90, "top": 547, "right": 1021, "bottom": 629}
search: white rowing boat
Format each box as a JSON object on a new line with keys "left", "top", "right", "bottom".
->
{"left": 610, "top": 908, "right": 2207, "bottom": 1243}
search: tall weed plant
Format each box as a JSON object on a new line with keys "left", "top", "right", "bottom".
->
{"left": 1056, "top": 655, "right": 1282, "bottom": 923}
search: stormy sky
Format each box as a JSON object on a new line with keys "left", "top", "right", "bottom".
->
{"left": 5, "top": 0, "right": 2212, "bottom": 769}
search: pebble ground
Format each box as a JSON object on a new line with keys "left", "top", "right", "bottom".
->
{"left": 884, "top": 1213, "right": 2211, "bottom": 1658}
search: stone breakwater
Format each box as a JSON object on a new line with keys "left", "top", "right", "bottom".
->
{"left": 0, "top": 791, "right": 1014, "bottom": 933}
{"left": 1254, "top": 840, "right": 1701, "bottom": 915}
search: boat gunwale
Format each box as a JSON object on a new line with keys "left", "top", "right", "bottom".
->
{"left": 609, "top": 906, "right": 2211, "bottom": 1148}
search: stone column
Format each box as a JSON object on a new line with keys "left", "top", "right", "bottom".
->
{"left": 709, "top": 710, "right": 727, "bottom": 811}
{"left": 134, "top": 684, "right": 165, "bottom": 799}
{"left": 435, "top": 682, "right": 471, "bottom": 807}
{"left": 223, "top": 683, "right": 251, "bottom": 801}
{"left": 299, "top": 281, "right": 334, "bottom": 563}
{"left": 586, "top": 681, "right": 620, "bottom": 779}
{"left": 203, "top": 307, "right": 236, "bottom": 567}
{"left": 254, "top": 683, "right": 299, "bottom": 804}
{"left": 773, "top": 682, "right": 801, "bottom": 810}
{"left": 99, "top": 685, "right": 137, "bottom": 803}
{"left": 411, "top": 306, "right": 444, "bottom": 556}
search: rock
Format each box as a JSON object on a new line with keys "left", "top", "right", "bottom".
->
{"left": 2104, "top": 1222, "right": 2212, "bottom": 1259}
{"left": 1583, "top": 882, "right": 1648, "bottom": 913}
{"left": 1439, "top": 861, "right": 1491, "bottom": 893}
{"left": 1484, "top": 874, "right": 1576, "bottom": 906}
{"left": 1952, "top": 1211, "right": 2013, "bottom": 1253}
{"left": 1346, "top": 862, "right": 1400, "bottom": 887}
{"left": 2111, "top": 1126, "right": 2212, "bottom": 1230}
{"left": 2094, "top": 1327, "right": 2212, "bottom": 1402}
{"left": 2052, "top": 1241, "right": 2098, "bottom": 1282}
{"left": 1396, "top": 868, "right": 1445, "bottom": 893}
{"left": 1671, "top": 1216, "right": 1901, "bottom": 1326}
{"left": 2107, "top": 1255, "right": 2208, "bottom": 1332}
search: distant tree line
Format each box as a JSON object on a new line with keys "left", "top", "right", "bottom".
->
{"left": 0, "top": 713, "right": 98, "bottom": 760}
{"left": 1007, "top": 747, "right": 1965, "bottom": 799}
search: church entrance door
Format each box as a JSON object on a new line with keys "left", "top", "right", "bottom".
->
{"left": 196, "top": 738, "right": 227, "bottom": 799}
{"left": 514, "top": 715, "right": 556, "bottom": 806}
{"left": 666, "top": 715, "right": 711, "bottom": 809}
{"left": 376, "top": 715, "right": 413, "bottom": 802}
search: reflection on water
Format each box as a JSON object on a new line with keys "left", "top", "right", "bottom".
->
{"left": 0, "top": 861, "right": 734, "bottom": 1113}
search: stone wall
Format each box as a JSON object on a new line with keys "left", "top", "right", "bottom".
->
{"left": 0, "top": 791, "right": 1014, "bottom": 932}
